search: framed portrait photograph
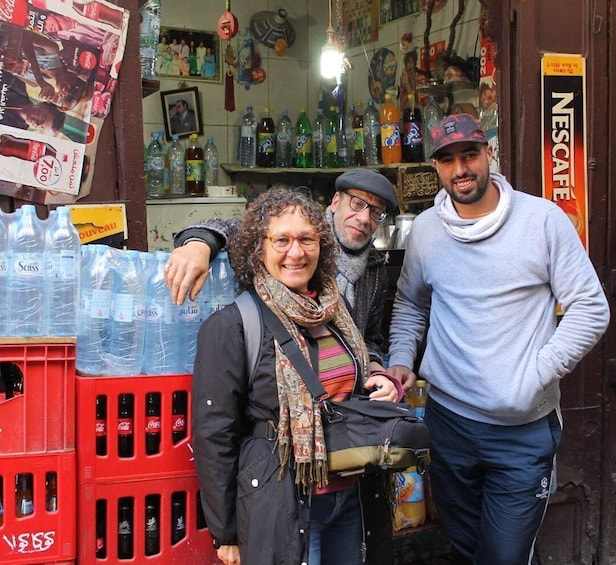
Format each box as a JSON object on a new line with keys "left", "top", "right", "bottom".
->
{"left": 160, "top": 87, "right": 204, "bottom": 141}
{"left": 156, "top": 27, "right": 221, "bottom": 82}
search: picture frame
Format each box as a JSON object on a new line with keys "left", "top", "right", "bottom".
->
{"left": 160, "top": 87, "right": 204, "bottom": 141}
{"left": 156, "top": 27, "right": 221, "bottom": 83}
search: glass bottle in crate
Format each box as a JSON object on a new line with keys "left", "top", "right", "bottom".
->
{"left": 45, "top": 472, "right": 58, "bottom": 512}
{"left": 171, "top": 492, "right": 186, "bottom": 544}
{"left": 0, "top": 477, "right": 4, "bottom": 527}
{"left": 118, "top": 393, "right": 134, "bottom": 458}
{"left": 172, "top": 391, "right": 187, "bottom": 444}
{"left": 15, "top": 473, "right": 34, "bottom": 517}
{"left": 96, "top": 394, "right": 107, "bottom": 456}
{"left": 117, "top": 497, "right": 134, "bottom": 559}
{"left": 145, "top": 495, "right": 161, "bottom": 556}
{"left": 145, "top": 392, "right": 161, "bottom": 455}
{"left": 96, "top": 499, "right": 107, "bottom": 558}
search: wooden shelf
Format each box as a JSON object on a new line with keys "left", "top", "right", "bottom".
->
{"left": 142, "top": 78, "right": 160, "bottom": 98}
{"left": 220, "top": 163, "right": 433, "bottom": 175}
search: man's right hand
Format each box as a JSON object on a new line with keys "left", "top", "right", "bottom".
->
{"left": 164, "top": 240, "right": 211, "bottom": 305}
{"left": 388, "top": 365, "right": 417, "bottom": 393}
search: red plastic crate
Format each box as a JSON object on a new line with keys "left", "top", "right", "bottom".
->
{"left": 76, "top": 374, "right": 195, "bottom": 484}
{"left": 0, "top": 451, "right": 76, "bottom": 564}
{"left": 0, "top": 340, "right": 76, "bottom": 454}
{"left": 77, "top": 474, "right": 222, "bottom": 564}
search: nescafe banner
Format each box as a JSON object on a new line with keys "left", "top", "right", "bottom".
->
{"left": 0, "top": 0, "right": 129, "bottom": 204}
{"left": 541, "top": 53, "right": 589, "bottom": 250}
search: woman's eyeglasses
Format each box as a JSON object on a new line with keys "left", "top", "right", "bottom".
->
{"left": 265, "top": 233, "right": 322, "bottom": 252}
{"left": 345, "top": 192, "right": 388, "bottom": 223}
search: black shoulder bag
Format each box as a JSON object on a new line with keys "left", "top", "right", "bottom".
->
{"left": 251, "top": 294, "right": 430, "bottom": 477}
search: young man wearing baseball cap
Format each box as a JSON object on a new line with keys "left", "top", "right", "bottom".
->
{"left": 164, "top": 168, "right": 399, "bottom": 564}
{"left": 388, "top": 113, "right": 609, "bottom": 564}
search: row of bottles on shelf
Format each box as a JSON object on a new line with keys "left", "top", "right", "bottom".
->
{"left": 0, "top": 205, "right": 80, "bottom": 338}
{"left": 95, "top": 491, "right": 202, "bottom": 559}
{"left": 78, "top": 247, "right": 237, "bottom": 377}
{"left": 145, "top": 132, "right": 219, "bottom": 198}
{"left": 236, "top": 94, "right": 443, "bottom": 170}
{"left": 95, "top": 391, "right": 187, "bottom": 459}
{"left": 0, "top": 472, "right": 57, "bottom": 525}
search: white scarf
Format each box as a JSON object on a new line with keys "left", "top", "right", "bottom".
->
{"left": 434, "top": 172, "right": 513, "bottom": 242}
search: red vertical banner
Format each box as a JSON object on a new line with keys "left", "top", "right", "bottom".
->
{"left": 541, "top": 53, "right": 589, "bottom": 250}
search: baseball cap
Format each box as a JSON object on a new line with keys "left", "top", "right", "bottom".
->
{"left": 335, "top": 168, "right": 398, "bottom": 212}
{"left": 429, "top": 113, "right": 488, "bottom": 158}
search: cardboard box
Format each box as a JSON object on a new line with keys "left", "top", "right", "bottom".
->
{"left": 68, "top": 204, "right": 127, "bottom": 248}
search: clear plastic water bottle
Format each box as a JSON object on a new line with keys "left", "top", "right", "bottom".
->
{"left": 275, "top": 109, "right": 293, "bottom": 168}
{"left": 77, "top": 245, "right": 113, "bottom": 376}
{"left": 158, "top": 131, "right": 169, "bottom": 194}
{"left": 423, "top": 95, "right": 444, "bottom": 159}
{"left": 45, "top": 206, "right": 81, "bottom": 336}
{"left": 8, "top": 205, "right": 46, "bottom": 337}
{"left": 209, "top": 251, "right": 237, "bottom": 312}
{"left": 179, "top": 285, "right": 210, "bottom": 374}
{"left": 168, "top": 135, "right": 185, "bottom": 195}
{"left": 143, "top": 252, "right": 182, "bottom": 375}
{"left": 146, "top": 132, "right": 165, "bottom": 197}
{"left": 0, "top": 212, "right": 9, "bottom": 336}
{"left": 239, "top": 106, "right": 256, "bottom": 168}
{"left": 312, "top": 108, "right": 327, "bottom": 169}
{"left": 363, "top": 98, "right": 381, "bottom": 165}
{"left": 139, "top": 0, "right": 160, "bottom": 80}
{"left": 204, "top": 136, "right": 219, "bottom": 187}
{"left": 107, "top": 250, "right": 146, "bottom": 376}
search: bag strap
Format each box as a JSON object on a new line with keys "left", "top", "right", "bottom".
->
{"left": 235, "top": 290, "right": 263, "bottom": 385}
{"left": 253, "top": 295, "right": 328, "bottom": 401}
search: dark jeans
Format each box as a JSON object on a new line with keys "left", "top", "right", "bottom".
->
{"left": 424, "top": 397, "right": 562, "bottom": 565}
{"left": 309, "top": 483, "right": 363, "bottom": 565}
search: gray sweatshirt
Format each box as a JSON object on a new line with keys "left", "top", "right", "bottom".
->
{"left": 388, "top": 173, "right": 610, "bottom": 425}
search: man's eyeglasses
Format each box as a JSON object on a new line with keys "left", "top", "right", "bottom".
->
{"left": 265, "top": 233, "right": 322, "bottom": 252}
{"left": 345, "top": 192, "right": 388, "bottom": 223}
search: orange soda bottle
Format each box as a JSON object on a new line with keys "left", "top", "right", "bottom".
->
{"left": 380, "top": 93, "right": 402, "bottom": 164}
{"left": 394, "top": 465, "right": 426, "bottom": 530}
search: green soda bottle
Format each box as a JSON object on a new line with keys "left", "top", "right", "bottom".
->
{"left": 294, "top": 108, "right": 313, "bottom": 168}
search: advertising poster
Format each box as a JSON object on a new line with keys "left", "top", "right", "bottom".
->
{"left": 541, "top": 52, "right": 588, "bottom": 249}
{"left": 0, "top": 0, "right": 129, "bottom": 204}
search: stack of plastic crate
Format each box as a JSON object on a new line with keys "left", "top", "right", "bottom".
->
{"left": 75, "top": 373, "right": 221, "bottom": 564}
{"left": 0, "top": 338, "right": 77, "bottom": 565}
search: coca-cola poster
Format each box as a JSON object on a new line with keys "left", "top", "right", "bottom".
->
{"left": 0, "top": 0, "right": 128, "bottom": 204}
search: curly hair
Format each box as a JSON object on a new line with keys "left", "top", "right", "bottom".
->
{"left": 229, "top": 188, "right": 338, "bottom": 291}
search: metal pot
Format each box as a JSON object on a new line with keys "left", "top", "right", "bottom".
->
{"left": 393, "top": 213, "right": 417, "bottom": 249}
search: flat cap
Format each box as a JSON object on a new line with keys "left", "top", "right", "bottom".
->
{"left": 335, "top": 168, "right": 398, "bottom": 212}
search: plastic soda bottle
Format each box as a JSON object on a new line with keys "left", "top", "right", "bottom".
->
{"left": 312, "top": 108, "right": 327, "bottom": 168}
{"left": 402, "top": 93, "right": 424, "bottom": 163}
{"left": 256, "top": 107, "right": 276, "bottom": 168}
{"left": 294, "top": 108, "right": 313, "bottom": 167}
{"left": 394, "top": 466, "right": 426, "bottom": 530}
{"left": 168, "top": 135, "right": 185, "bottom": 195}
{"left": 185, "top": 134, "right": 204, "bottom": 195}
{"left": 325, "top": 106, "right": 338, "bottom": 168}
{"left": 275, "top": 109, "right": 293, "bottom": 168}
{"left": 204, "top": 136, "right": 219, "bottom": 187}
{"left": 406, "top": 379, "right": 428, "bottom": 420}
{"left": 363, "top": 98, "right": 381, "bottom": 165}
{"left": 380, "top": 93, "right": 402, "bottom": 164}
{"left": 352, "top": 102, "right": 366, "bottom": 166}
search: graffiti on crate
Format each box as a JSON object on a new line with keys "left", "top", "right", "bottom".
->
{"left": 2, "top": 530, "right": 56, "bottom": 554}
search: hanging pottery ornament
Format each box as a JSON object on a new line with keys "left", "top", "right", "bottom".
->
{"left": 250, "top": 9, "right": 296, "bottom": 49}
{"left": 274, "top": 38, "right": 288, "bottom": 57}
{"left": 217, "top": 0, "right": 239, "bottom": 40}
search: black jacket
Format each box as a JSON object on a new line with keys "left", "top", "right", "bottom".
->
{"left": 192, "top": 301, "right": 393, "bottom": 564}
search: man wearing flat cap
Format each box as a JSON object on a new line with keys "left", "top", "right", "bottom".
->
{"left": 388, "top": 113, "right": 609, "bottom": 564}
{"left": 164, "top": 168, "right": 400, "bottom": 563}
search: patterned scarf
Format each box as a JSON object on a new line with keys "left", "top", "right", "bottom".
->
{"left": 254, "top": 269, "right": 370, "bottom": 491}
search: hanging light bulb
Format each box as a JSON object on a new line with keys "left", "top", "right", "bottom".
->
{"left": 320, "top": 0, "right": 343, "bottom": 79}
